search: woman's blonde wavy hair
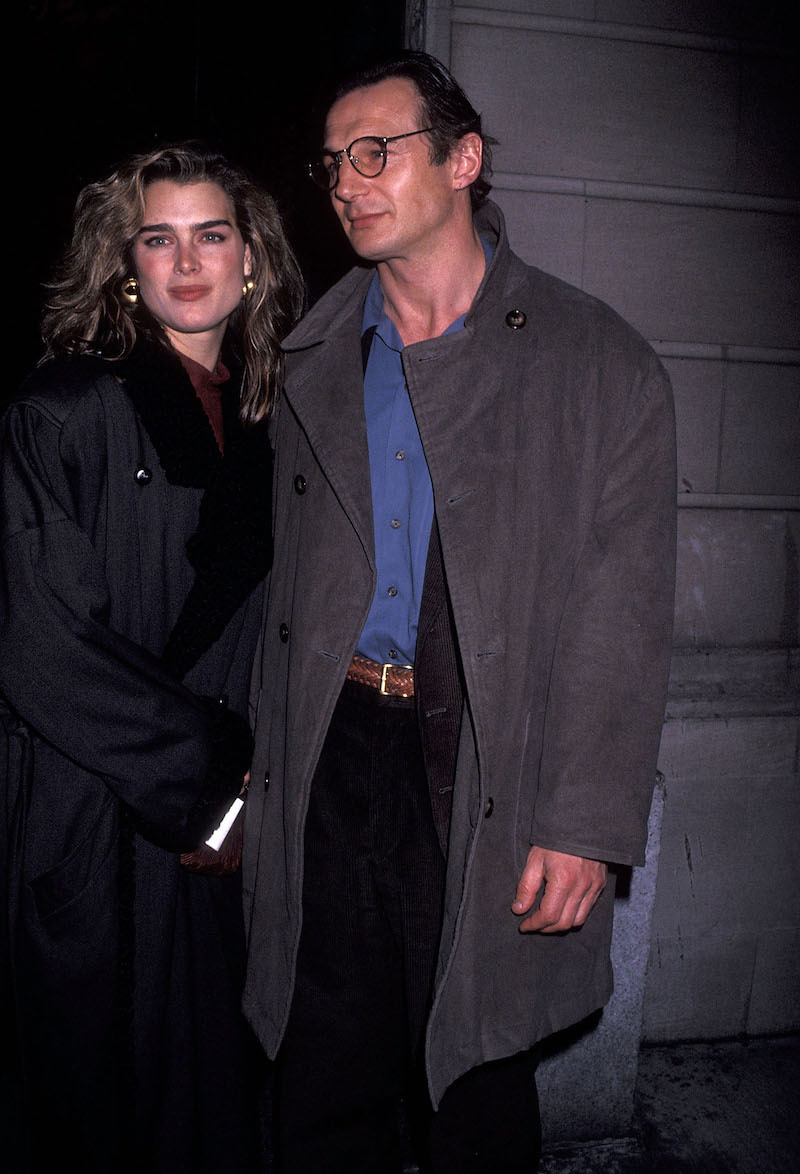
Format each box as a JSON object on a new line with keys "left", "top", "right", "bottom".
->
{"left": 42, "top": 143, "right": 305, "bottom": 422}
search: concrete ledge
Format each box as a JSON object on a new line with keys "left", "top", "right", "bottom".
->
{"left": 666, "top": 646, "right": 800, "bottom": 718}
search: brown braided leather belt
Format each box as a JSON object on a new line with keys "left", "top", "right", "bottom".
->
{"left": 346, "top": 654, "right": 415, "bottom": 698}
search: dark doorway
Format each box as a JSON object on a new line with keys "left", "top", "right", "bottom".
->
{"left": 16, "top": 0, "right": 405, "bottom": 392}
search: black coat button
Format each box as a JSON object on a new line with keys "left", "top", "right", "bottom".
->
{"left": 294, "top": 474, "right": 307, "bottom": 494}
{"left": 484, "top": 797, "right": 494, "bottom": 818}
{"left": 134, "top": 467, "right": 152, "bottom": 484}
{"left": 505, "top": 309, "right": 527, "bottom": 329}
{"left": 279, "top": 623, "right": 289, "bottom": 643}
{"left": 264, "top": 771, "right": 270, "bottom": 791}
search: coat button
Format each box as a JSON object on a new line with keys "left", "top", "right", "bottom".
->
{"left": 263, "top": 771, "right": 270, "bottom": 791}
{"left": 134, "top": 466, "right": 152, "bottom": 484}
{"left": 505, "top": 309, "right": 526, "bottom": 330}
{"left": 484, "top": 797, "right": 494, "bottom": 818}
{"left": 279, "top": 622, "right": 289, "bottom": 643}
{"left": 294, "top": 474, "right": 307, "bottom": 494}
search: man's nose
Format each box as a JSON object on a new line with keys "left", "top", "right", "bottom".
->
{"left": 333, "top": 155, "right": 370, "bottom": 201}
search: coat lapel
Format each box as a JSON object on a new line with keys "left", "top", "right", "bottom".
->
{"left": 281, "top": 268, "right": 375, "bottom": 566}
{"left": 416, "top": 518, "right": 464, "bottom": 854}
{"left": 163, "top": 413, "right": 272, "bottom": 680}
{"left": 119, "top": 339, "right": 221, "bottom": 488}
{"left": 117, "top": 340, "right": 272, "bottom": 680}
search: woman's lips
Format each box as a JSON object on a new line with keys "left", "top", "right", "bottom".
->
{"left": 169, "top": 285, "right": 212, "bottom": 301}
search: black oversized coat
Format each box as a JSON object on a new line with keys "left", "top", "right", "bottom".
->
{"left": 1, "top": 342, "right": 271, "bottom": 1171}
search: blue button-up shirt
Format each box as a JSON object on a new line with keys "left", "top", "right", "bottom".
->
{"left": 357, "top": 244, "right": 492, "bottom": 665}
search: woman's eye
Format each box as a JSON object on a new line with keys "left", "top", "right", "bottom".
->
{"left": 143, "top": 235, "right": 169, "bottom": 247}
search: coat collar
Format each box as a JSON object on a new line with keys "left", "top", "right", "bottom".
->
{"left": 280, "top": 201, "right": 515, "bottom": 355}
{"left": 116, "top": 338, "right": 225, "bottom": 489}
{"left": 280, "top": 276, "right": 376, "bottom": 563}
{"left": 277, "top": 202, "right": 520, "bottom": 563}
{"left": 116, "top": 339, "right": 272, "bottom": 680}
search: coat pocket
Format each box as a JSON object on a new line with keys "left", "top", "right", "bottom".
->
{"left": 28, "top": 793, "right": 118, "bottom": 924}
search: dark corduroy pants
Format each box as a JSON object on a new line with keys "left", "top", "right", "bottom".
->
{"left": 274, "top": 679, "right": 540, "bottom": 1174}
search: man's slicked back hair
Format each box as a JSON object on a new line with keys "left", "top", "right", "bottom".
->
{"left": 332, "top": 51, "right": 496, "bottom": 211}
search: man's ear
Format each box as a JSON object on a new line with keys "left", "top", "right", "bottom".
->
{"left": 452, "top": 132, "right": 483, "bottom": 190}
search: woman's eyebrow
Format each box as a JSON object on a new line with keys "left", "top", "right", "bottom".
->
{"left": 138, "top": 218, "right": 233, "bottom": 233}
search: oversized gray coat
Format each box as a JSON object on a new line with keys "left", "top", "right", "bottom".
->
{"left": 243, "top": 202, "right": 676, "bottom": 1105}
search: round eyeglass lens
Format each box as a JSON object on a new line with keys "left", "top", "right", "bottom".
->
{"left": 309, "top": 158, "right": 337, "bottom": 189}
{"left": 347, "top": 138, "right": 387, "bottom": 178}
{"left": 309, "top": 138, "right": 389, "bottom": 188}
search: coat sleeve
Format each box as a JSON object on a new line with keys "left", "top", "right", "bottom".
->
{"left": 0, "top": 396, "right": 250, "bottom": 849}
{"left": 528, "top": 350, "right": 676, "bottom": 867}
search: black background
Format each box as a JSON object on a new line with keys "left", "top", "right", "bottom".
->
{"left": 16, "top": 0, "right": 406, "bottom": 394}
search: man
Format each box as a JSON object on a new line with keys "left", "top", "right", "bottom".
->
{"left": 244, "top": 51, "right": 676, "bottom": 1173}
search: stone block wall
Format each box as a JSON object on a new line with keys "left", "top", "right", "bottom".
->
{"left": 412, "top": 0, "right": 799, "bottom": 1044}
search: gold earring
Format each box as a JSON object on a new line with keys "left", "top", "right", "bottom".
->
{"left": 121, "top": 276, "right": 139, "bottom": 306}
{"left": 242, "top": 279, "right": 255, "bottom": 297}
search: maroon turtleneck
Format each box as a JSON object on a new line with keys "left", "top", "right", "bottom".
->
{"left": 176, "top": 350, "right": 230, "bottom": 455}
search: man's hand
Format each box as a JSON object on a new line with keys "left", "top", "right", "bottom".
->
{"left": 513, "top": 845, "right": 607, "bottom": 933}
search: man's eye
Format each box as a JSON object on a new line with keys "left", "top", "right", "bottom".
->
{"left": 358, "top": 143, "right": 385, "bottom": 162}
{"left": 201, "top": 232, "right": 225, "bottom": 242}
{"left": 143, "top": 236, "right": 169, "bottom": 247}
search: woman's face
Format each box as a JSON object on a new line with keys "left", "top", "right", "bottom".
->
{"left": 132, "top": 179, "right": 252, "bottom": 366}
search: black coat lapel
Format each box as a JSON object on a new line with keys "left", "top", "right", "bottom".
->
{"left": 117, "top": 341, "right": 272, "bottom": 681}
{"left": 163, "top": 413, "right": 272, "bottom": 680}
{"left": 118, "top": 340, "right": 221, "bottom": 488}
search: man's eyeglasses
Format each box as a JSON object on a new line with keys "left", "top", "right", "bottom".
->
{"left": 308, "top": 128, "right": 434, "bottom": 190}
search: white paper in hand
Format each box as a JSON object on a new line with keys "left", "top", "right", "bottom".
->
{"left": 205, "top": 796, "right": 244, "bottom": 851}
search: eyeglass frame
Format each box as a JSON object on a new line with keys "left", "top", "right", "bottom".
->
{"left": 308, "top": 128, "right": 435, "bottom": 190}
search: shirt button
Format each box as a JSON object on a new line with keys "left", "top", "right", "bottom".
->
{"left": 395, "top": 450, "right": 406, "bottom": 461}
{"left": 390, "top": 518, "right": 402, "bottom": 529}
{"left": 387, "top": 585, "right": 398, "bottom": 597}
{"left": 389, "top": 649, "right": 398, "bottom": 660}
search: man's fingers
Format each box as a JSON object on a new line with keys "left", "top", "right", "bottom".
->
{"left": 572, "top": 883, "right": 604, "bottom": 927}
{"left": 519, "top": 881, "right": 574, "bottom": 932}
{"left": 512, "top": 848, "right": 545, "bottom": 914}
{"left": 515, "top": 848, "right": 607, "bottom": 933}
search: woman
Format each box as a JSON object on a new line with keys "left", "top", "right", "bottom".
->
{"left": 0, "top": 144, "right": 303, "bottom": 1171}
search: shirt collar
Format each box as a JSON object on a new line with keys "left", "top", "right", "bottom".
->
{"left": 362, "top": 270, "right": 403, "bottom": 351}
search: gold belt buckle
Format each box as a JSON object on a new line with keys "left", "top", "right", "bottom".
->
{"left": 379, "top": 662, "right": 413, "bottom": 696}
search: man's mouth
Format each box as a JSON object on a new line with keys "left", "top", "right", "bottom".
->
{"left": 347, "top": 211, "right": 384, "bottom": 228}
